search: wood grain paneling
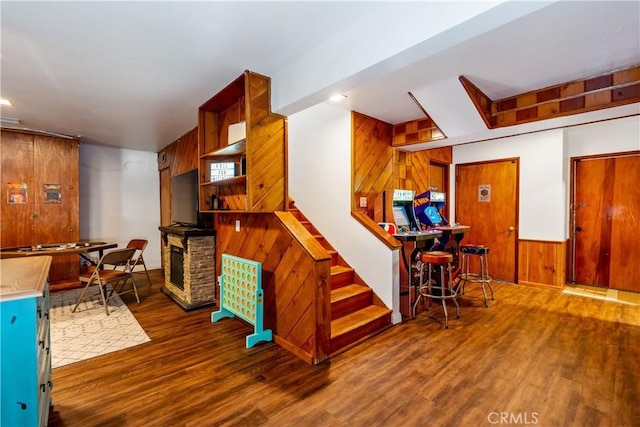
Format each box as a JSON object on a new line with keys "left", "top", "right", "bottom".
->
{"left": 518, "top": 239, "right": 567, "bottom": 289}
{"left": 157, "top": 127, "right": 199, "bottom": 227}
{"left": 392, "top": 116, "right": 446, "bottom": 147}
{"left": 247, "top": 114, "right": 287, "bottom": 211}
{"left": 461, "top": 64, "right": 640, "bottom": 128}
{"left": 215, "top": 212, "right": 331, "bottom": 364}
{"left": 456, "top": 159, "right": 519, "bottom": 282}
{"left": 1, "top": 130, "right": 35, "bottom": 247}
{"left": 352, "top": 111, "right": 394, "bottom": 218}
{"left": 198, "top": 71, "right": 286, "bottom": 213}
{"left": 33, "top": 135, "right": 79, "bottom": 282}
{"left": 1, "top": 129, "right": 79, "bottom": 285}
{"left": 352, "top": 112, "right": 453, "bottom": 224}
{"left": 572, "top": 153, "right": 640, "bottom": 291}
{"left": 157, "top": 126, "right": 198, "bottom": 176}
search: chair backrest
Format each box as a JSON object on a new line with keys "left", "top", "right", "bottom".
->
{"left": 100, "top": 247, "right": 136, "bottom": 268}
{"left": 126, "top": 239, "right": 148, "bottom": 252}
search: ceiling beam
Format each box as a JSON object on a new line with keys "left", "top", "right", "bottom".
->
{"left": 460, "top": 64, "right": 640, "bottom": 129}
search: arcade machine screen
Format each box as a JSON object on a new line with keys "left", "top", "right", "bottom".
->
{"left": 424, "top": 206, "right": 444, "bottom": 226}
{"left": 393, "top": 205, "right": 411, "bottom": 232}
{"left": 414, "top": 190, "right": 449, "bottom": 228}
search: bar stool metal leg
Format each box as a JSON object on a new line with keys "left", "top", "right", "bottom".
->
{"left": 413, "top": 251, "right": 459, "bottom": 329}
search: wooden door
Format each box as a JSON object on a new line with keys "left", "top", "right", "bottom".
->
{"left": 456, "top": 159, "right": 518, "bottom": 282}
{"left": 1, "top": 131, "right": 35, "bottom": 247}
{"left": 429, "top": 162, "right": 447, "bottom": 192}
{"left": 33, "top": 135, "right": 79, "bottom": 281}
{"left": 572, "top": 153, "right": 640, "bottom": 291}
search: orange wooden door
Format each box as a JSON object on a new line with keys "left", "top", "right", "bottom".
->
{"left": 1, "top": 131, "right": 35, "bottom": 247}
{"left": 455, "top": 159, "right": 518, "bottom": 282}
{"left": 572, "top": 153, "right": 640, "bottom": 290}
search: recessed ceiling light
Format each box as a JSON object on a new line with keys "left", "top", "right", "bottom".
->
{"left": 0, "top": 98, "right": 13, "bottom": 106}
{"left": 329, "top": 94, "right": 347, "bottom": 102}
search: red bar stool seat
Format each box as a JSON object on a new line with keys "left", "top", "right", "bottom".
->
{"left": 413, "top": 250, "right": 460, "bottom": 329}
{"left": 459, "top": 244, "right": 494, "bottom": 307}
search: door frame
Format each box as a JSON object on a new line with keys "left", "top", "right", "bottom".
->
{"left": 455, "top": 157, "right": 520, "bottom": 283}
{"left": 569, "top": 150, "right": 640, "bottom": 284}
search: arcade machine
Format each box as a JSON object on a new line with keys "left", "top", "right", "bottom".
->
{"left": 389, "top": 189, "right": 442, "bottom": 318}
{"left": 391, "top": 189, "right": 419, "bottom": 233}
{"left": 413, "top": 190, "right": 470, "bottom": 269}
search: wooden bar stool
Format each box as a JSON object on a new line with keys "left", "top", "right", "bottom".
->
{"left": 458, "top": 244, "right": 494, "bottom": 307}
{"left": 413, "top": 251, "right": 459, "bottom": 329}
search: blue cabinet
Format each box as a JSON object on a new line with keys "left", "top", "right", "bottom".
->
{"left": 1, "top": 256, "right": 53, "bottom": 427}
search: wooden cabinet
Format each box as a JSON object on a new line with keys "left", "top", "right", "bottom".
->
{"left": 198, "top": 71, "right": 287, "bottom": 212}
{"left": 0, "top": 256, "right": 53, "bottom": 427}
{"left": 0, "top": 129, "right": 79, "bottom": 284}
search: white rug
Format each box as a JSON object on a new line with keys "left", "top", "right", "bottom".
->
{"left": 49, "top": 287, "right": 151, "bottom": 368}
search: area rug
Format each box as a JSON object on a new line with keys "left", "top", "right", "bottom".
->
{"left": 49, "top": 287, "right": 151, "bottom": 368}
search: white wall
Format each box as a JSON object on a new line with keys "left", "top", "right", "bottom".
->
{"left": 79, "top": 144, "right": 161, "bottom": 269}
{"left": 288, "top": 103, "right": 402, "bottom": 323}
{"left": 452, "top": 116, "right": 640, "bottom": 242}
{"left": 565, "top": 116, "right": 640, "bottom": 157}
{"left": 453, "top": 129, "right": 566, "bottom": 241}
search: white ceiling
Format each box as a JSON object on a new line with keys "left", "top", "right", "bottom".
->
{"left": 1, "top": 1, "right": 639, "bottom": 153}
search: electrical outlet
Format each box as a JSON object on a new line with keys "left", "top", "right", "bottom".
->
{"left": 360, "top": 197, "right": 367, "bottom": 208}
{"left": 235, "top": 219, "right": 240, "bottom": 232}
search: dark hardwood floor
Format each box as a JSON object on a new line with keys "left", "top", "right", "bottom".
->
{"left": 49, "top": 270, "right": 640, "bottom": 427}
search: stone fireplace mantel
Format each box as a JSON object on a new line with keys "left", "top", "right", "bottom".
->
{"left": 159, "top": 226, "right": 216, "bottom": 311}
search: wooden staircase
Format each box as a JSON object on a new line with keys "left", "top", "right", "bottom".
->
{"left": 289, "top": 204, "right": 392, "bottom": 356}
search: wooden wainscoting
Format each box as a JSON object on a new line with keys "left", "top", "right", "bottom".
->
{"left": 518, "top": 239, "right": 567, "bottom": 289}
{"left": 214, "top": 212, "right": 332, "bottom": 364}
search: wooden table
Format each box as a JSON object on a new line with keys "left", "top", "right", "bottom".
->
{"left": 0, "top": 241, "right": 117, "bottom": 264}
{"left": 0, "top": 242, "right": 117, "bottom": 291}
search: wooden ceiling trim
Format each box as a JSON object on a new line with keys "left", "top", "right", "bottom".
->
{"left": 461, "top": 64, "right": 640, "bottom": 129}
{"left": 392, "top": 116, "right": 446, "bottom": 147}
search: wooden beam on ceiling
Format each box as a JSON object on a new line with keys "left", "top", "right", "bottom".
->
{"left": 460, "top": 64, "right": 640, "bottom": 129}
{"left": 392, "top": 92, "right": 447, "bottom": 147}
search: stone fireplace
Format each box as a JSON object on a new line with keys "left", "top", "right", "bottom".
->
{"left": 159, "top": 226, "right": 216, "bottom": 310}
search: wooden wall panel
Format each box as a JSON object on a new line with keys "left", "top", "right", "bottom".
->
{"left": 392, "top": 117, "right": 446, "bottom": 147}
{"left": 33, "top": 135, "right": 79, "bottom": 282}
{"left": 159, "top": 168, "right": 171, "bottom": 228}
{"left": 352, "top": 112, "right": 394, "bottom": 220}
{"left": 157, "top": 127, "right": 198, "bottom": 175}
{"left": 518, "top": 239, "right": 567, "bottom": 289}
{"left": 408, "top": 151, "right": 430, "bottom": 195}
{"left": 0, "top": 129, "right": 79, "bottom": 285}
{"left": 214, "top": 212, "right": 331, "bottom": 364}
{"left": 352, "top": 112, "right": 453, "bottom": 224}
{"left": 247, "top": 114, "right": 287, "bottom": 211}
{"left": 461, "top": 64, "right": 640, "bottom": 129}
{"left": 157, "top": 127, "right": 199, "bottom": 227}
{"left": 1, "top": 130, "right": 35, "bottom": 247}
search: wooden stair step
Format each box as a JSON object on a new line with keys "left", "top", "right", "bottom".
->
{"left": 331, "top": 284, "right": 372, "bottom": 318}
{"left": 331, "top": 284, "right": 371, "bottom": 303}
{"left": 331, "top": 305, "right": 391, "bottom": 340}
{"left": 330, "top": 305, "right": 392, "bottom": 354}
{"left": 330, "top": 265, "right": 354, "bottom": 289}
{"left": 327, "top": 250, "right": 339, "bottom": 265}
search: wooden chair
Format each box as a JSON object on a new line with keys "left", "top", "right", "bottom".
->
{"left": 72, "top": 247, "right": 139, "bottom": 315}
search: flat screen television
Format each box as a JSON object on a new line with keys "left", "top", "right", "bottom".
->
{"left": 171, "top": 169, "right": 199, "bottom": 227}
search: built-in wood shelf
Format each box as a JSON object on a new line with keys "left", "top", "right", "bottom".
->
{"left": 200, "top": 139, "right": 246, "bottom": 158}
{"left": 199, "top": 175, "right": 246, "bottom": 186}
